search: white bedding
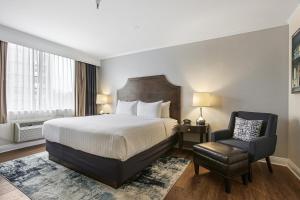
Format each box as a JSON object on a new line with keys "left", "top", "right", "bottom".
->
{"left": 43, "top": 114, "right": 178, "bottom": 161}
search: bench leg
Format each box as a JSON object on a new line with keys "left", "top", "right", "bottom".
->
{"left": 241, "top": 174, "right": 248, "bottom": 185}
{"left": 194, "top": 162, "right": 199, "bottom": 175}
{"left": 224, "top": 178, "right": 231, "bottom": 193}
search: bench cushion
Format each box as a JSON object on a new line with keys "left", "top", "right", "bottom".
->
{"left": 193, "top": 142, "right": 248, "bottom": 164}
{"left": 217, "top": 139, "right": 249, "bottom": 152}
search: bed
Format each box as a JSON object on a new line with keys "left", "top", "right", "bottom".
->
{"left": 44, "top": 75, "right": 181, "bottom": 188}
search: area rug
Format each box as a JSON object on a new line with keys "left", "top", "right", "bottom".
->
{"left": 0, "top": 152, "right": 190, "bottom": 200}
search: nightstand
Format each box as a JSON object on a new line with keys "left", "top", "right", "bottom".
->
{"left": 177, "top": 123, "right": 209, "bottom": 150}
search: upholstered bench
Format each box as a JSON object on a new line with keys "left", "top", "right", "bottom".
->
{"left": 193, "top": 142, "right": 249, "bottom": 193}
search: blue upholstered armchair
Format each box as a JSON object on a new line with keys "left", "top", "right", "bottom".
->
{"left": 211, "top": 111, "right": 278, "bottom": 181}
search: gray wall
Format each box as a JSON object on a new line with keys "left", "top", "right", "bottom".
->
{"left": 289, "top": 7, "right": 300, "bottom": 168}
{"left": 101, "top": 25, "right": 289, "bottom": 157}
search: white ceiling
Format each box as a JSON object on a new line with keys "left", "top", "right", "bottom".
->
{"left": 0, "top": 0, "right": 298, "bottom": 59}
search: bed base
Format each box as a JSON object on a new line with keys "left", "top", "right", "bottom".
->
{"left": 46, "top": 134, "right": 177, "bottom": 188}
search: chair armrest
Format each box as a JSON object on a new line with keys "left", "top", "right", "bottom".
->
{"left": 211, "top": 129, "right": 232, "bottom": 142}
{"left": 249, "top": 135, "right": 277, "bottom": 161}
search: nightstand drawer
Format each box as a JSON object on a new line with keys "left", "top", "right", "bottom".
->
{"left": 181, "top": 126, "right": 207, "bottom": 134}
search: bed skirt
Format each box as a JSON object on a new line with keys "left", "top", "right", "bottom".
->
{"left": 46, "top": 134, "right": 178, "bottom": 188}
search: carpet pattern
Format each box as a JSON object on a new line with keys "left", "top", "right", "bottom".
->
{"left": 0, "top": 152, "right": 189, "bottom": 200}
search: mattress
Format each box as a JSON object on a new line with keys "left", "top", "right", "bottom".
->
{"left": 43, "top": 114, "right": 178, "bottom": 161}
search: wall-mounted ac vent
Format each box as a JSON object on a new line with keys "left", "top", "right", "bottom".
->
{"left": 14, "top": 121, "right": 45, "bottom": 143}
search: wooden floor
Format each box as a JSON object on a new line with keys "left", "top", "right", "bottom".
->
{"left": 0, "top": 145, "right": 299, "bottom": 200}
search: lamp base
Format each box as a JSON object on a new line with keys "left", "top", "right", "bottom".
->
{"left": 196, "top": 117, "right": 205, "bottom": 126}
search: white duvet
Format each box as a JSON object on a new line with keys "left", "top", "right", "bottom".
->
{"left": 43, "top": 114, "right": 178, "bottom": 161}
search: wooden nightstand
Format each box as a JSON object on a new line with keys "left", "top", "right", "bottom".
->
{"left": 177, "top": 123, "right": 209, "bottom": 150}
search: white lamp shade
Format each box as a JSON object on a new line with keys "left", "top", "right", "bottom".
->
{"left": 96, "top": 94, "right": 109, "bottom": 105}
{"left": 193, "top": 92, "right": 211, "bottom": 107}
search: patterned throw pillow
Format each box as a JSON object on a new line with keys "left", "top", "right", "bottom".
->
{"left": 233, "top": 117, "right": 263, "bottom": 142}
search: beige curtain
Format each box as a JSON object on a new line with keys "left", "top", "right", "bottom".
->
{"left": 75, "top": 61, "right": 86, "bottom": 116}
{"left": 0, "top": 41, "right": 7, "bottom": 124}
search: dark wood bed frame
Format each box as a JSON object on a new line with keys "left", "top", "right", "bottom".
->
{"left": 46, "top": 75, "right": 181, "bottom": 188}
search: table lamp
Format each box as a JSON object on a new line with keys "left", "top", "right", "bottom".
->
{"left": 192, "top": 92, "right": 211, "bottom": 125}
{"left": 96, "top": 94, "right": 109, "bottom": 114}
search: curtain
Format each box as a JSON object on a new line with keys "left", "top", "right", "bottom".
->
{"left": 85, "top": 64, "right": 97, "bottom": 116}
{"left": 6, "top": 43, "right": 75, "bottom": 120}
{"left": 75, "top": 61, "right": 86, "bottom": 116}
{"left": 0, "top": 41, "right": 7, "bottom": 124}
{"left": 96, "top": 66, "right": 102, "bottom": 114}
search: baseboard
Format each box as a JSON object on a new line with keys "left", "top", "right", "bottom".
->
{"left": 259, "top": 156, "right": 300, "bottom": 180}
{"left": 259, "top": 156, "right": 288, "bottom": 166}
{"left": 0, "top": 139, "right": 45, "bottom": 153}
{"left": 269, "top": 156, "right": 289, "bottom": 166}
{"left": 287, "top": 159, "right": 300, "bottom": 180}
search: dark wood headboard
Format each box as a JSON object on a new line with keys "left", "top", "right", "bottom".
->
{"left": 117, "top": 75, "right": 181, "bottom": 122}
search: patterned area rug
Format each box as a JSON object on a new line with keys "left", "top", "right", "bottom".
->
{"left": 0, "top": 152, "right": 190, "bottom": 200}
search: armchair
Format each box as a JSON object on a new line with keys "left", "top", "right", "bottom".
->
{"left": 211, "top": 111, "right": 278, "bottom": 181}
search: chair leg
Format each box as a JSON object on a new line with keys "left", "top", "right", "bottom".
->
{"left": 224, "top": 178, "right": 231, "bottom": 193}
{"left": 194, "top": 162, "right": 199, "bottom": 175}
{"left": 265, "top": 156, "right": 273, "bottom": 173}
{"left": 248, "top": 163, "right": 252, "bottom": 182}
{"left": 241, "top": 174, "right": 248, "bottom": 185}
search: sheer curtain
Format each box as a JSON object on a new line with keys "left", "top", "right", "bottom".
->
{"left": 6, "top": 43, "right": 75, "bottom": 120}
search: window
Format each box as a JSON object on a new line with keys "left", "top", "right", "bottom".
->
{"left": 6, "top": 43, "right": 75, "bottom": 120}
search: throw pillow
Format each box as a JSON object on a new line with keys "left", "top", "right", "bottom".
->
{"left": 233, "top": 117, "right": 263, "bottom": 142}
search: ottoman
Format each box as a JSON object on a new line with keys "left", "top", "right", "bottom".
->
{"left": 193, "top": 142, "right": 249, "bottom": 193}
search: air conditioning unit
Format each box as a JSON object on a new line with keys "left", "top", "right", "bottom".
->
{"left": 14, "top": 121, "right": 45, "bottom": 143}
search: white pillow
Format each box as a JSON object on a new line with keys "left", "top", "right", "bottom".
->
{"left": 137, "top": 101, "right": 162, "bottom": 118}
{"left": 161, "top": 101, "right": 171, "bottom": 118}
{"left": 116, "top": 100, "right": 137, "bottom": 115}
